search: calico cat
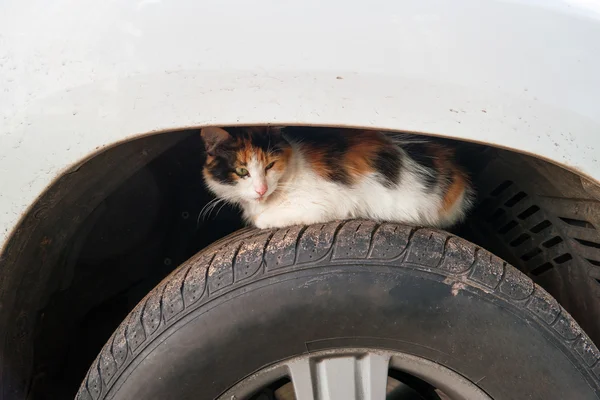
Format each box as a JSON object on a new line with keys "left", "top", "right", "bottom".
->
{"left": 200, "top": 126, "right": 474, "bottom": 229}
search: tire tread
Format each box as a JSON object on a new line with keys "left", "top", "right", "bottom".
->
{"left": 77, "top": 221, "right": 600, "bottom": 398}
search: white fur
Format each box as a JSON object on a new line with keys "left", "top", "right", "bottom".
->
{"left": 205, "top": 140, "right": 473, "bottom": 229}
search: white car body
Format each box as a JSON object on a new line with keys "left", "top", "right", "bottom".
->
{"left": 1, "top": 0, "right": 600, "bottom": 254}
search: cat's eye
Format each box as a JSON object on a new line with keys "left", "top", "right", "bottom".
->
{"left": 235, "top": 167, "right": 249, "bottom": 177}
{"left": 265, "top": 161, "right": 276, "bottom": 170}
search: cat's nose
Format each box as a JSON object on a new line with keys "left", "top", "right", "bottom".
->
{"left": 255, "top": 184, "right": 268, "bottom": 197}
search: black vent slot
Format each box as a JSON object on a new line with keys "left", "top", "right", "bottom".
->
{"left": 518, "top": 205, "right": 540, "bottom": 220}
{"left": 575, "top": 238, "right": 600, "bottom": 249}
{"left": 560, "top": 217, "right": 595, "bottom": 230}
{"left": 531, "top": 220, "right": 552, "bottom": 234}
{"left": 505, "top": 192, "right": 527, "bottom": 207}
{"left": 490, "top": 181, "right": 513, "bottom": 197}
{"left": 531, "top": 262, "right": 553, "bottom": 276}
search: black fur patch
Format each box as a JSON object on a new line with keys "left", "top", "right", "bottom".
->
{"left": 232, "top": 127, "right": 287, "bottom": 155}
{"left": 206, "top": 148, "right": 238, "bottom": 185}
{"left": 285, "top": 127, "right": 353, "bottom": 185}
{"left": 373, "top": 145, "right": 402, "bottom": 187}
{"left": 402, "top": 143, "right": 435, "bottom": 169}
{"left": 402, "top": 142, "right": 437, "bottom": 189}
{"left": 247, "top": 131, "right": 272, "bottom": 152}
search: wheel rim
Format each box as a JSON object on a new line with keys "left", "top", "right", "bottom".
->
{"left": 218, "top": 348, "right": 492, "bottom": 400}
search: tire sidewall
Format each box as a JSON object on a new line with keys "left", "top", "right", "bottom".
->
{"left": 107, "top": 265, "right": 597, "bottom": 400}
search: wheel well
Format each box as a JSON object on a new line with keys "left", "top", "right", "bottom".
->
{"left": 1, "top": 127, "right": 599, "bottom": 399}
{"left": 459, "top": 143, "right": 600, "bottom": 345}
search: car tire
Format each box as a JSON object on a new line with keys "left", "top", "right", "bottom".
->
{"left": 76, "top": 220, "right": 600, "bottom": 400}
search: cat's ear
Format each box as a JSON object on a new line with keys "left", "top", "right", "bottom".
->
{"left": 201, "top": 127, "right": 231, "bottom": 155}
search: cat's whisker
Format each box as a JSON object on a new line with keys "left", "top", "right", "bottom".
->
{"left": 198, "top": 197, "right": 228, "bottom": 225}
{"left": 207, "top": 198, "right": 228, "bottom": 219}
{"left": 214, "top": 201, "right": 229, "bottom": 218}
{"left": 199, "top": 198, "right": 219, "bottom": 218}
{"left": 198, "top": 202, "right": 215, "bottom": 226}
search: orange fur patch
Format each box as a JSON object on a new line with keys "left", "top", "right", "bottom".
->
{"left": 303, "top": 129, "right": 392, "bottom": 183}
{"left": 441, "top": 171, "right": 467, "bottom": 213}
{"left": 423, "top": 143, "right": 467, "bottom": 214}
{"left": 304, "top": 148, "right": 334, "bottom": 179}
{"left": 344, "top": 131, "right": 386, "bottom": 178}
{"left": 233, "top": 135, "right": 291, "bottom": 172}
{"left": 427, "top": 144, "right": 454, "bottom": 174}
{"left": 272, "top": 147, "right": 292, "bottom": 173}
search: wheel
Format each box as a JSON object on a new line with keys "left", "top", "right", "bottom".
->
{"left": 76, "top": 221, "right": 600, "bottom": 400}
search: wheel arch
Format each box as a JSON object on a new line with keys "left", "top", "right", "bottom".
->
{"left": 1, "top": 119, "right": 600, "bottom": 398}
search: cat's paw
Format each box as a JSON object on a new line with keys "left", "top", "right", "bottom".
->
{"left": 253, "top": 213, "right": 291, "bottom": 229}
{"left": 253, "top": 220, "right": 272, "bottom": 229}
{"left": 253, "top": 214, "right": 274, "bottom": 229}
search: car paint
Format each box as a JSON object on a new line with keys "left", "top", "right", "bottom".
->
{"left": 1, "top": 0, "right": 599, "bottom": 253}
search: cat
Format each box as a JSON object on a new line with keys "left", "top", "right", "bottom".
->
{"left": 200, "top": 126, "right": 474, "bottom": 229}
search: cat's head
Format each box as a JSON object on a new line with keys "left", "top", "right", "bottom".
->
{"left": 201, "top": 126, "right": 292, "bottom": 203}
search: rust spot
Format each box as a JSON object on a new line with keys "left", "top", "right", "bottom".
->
{"left": 40, "top": 237, "right": 52, "bottom": 247}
